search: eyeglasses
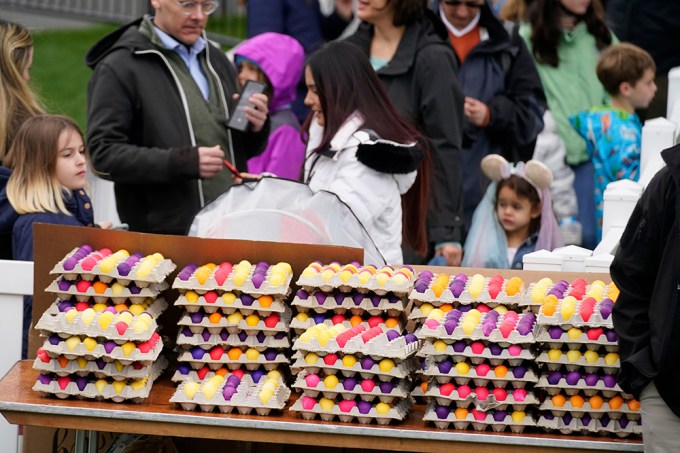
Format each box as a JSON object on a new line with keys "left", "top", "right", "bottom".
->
{"left": 174, "top": 0, "right": 220, "bottom": 16}
{"left": 442, "top": 0, "right": 483, "bottom": 8}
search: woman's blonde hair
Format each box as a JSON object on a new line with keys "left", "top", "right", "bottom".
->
{"left": 6, "top": 115, "right": 86, "bottom": 216}
{"left": 0, "top": 20, "right": 45, "bottom": 164}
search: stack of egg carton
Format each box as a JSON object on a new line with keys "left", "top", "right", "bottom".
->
{"left": 413, "top": 272, "right": 539, "bottom": 432}
{"left": 33, "top": 245, "right": 172, "bottom": 402}
{"left": 290, "top": 262, "right": 415, "bottom": 338}
{"left": 170, "top": 260, "right": 292, "bottom": 414}
{"left": 289, "top": 323, "right": 420, "bottom": 424}
{"left": 528, "top": 278, "right": 641, "bottom": 437}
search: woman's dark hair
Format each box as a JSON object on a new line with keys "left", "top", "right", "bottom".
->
{"left": 304, "top": 40, "right": 431, "bottom": 255}
{"left": 527, "top": 0, "right": 612, "bottom": 67}
{"left": 495, "top": 175, "right": 541, "bottom": 236}
{"left": 393, "top": 0, "right": 427, "bottom": 27}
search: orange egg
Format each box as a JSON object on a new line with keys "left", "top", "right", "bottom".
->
{"left": 551, "top": 394, "right": 567, "bottom": 407}
{"left": 215, "top": 368, "right": 228, "bottom": 376}
{"left": 454, "top": 407, "right": 468, "bottom": 420}
{"left": 258, "top": 295, "right": 273, "bottom": 308}
{"left": 420, "top": 381, "right": 428, "bottom": 392}
{"left": 385, "top": 317, "right": 399, "bottom": 328}
{"left": 349, "top": 315, "right": 363, "bottom": 327}
{"left": 439, "top": 303, "right": 453, "bottom": 313}
{"left": 227, "top": 348, "right": 242, "bottom": 360}
{"left": 589, "top": 395, "right": 604, "bottom": 409}
{"left": 92, "top": 281, "right": 108, "bottom": 294}
{"left": 208, "top": 312, "right": 223, "bottom": 324}
{"left": 569, "top": 395, "right": 585, "bottom": 408}
{"left": 609, "top": 395, "right": 624, "bottom": 410}
{"left": 627, "top": 399, "right": 641, "bottom": 411}
{"left": 494, "top": 365, "right": 508, "bottom": 378}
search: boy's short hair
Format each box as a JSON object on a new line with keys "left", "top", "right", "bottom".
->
{"left": 597, "top": 43, "right": 656, "bottom": 96}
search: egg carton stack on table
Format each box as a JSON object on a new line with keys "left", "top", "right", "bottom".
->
{"left": 412, "top": 272, "right": 538, "bottom": 432}
{"left": 169, "top": 261, "right": 292, "bottom": 414}
{"left": 529, "top": 278, "right": 641, "bottom": 437}
{"left": 289, "top": 323, "right": 419, "bottom": 424}
{"left": 33, "top": 245, "right": 172, "bottom": 402}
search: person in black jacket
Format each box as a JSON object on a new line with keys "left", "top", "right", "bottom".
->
{"left": 86, "top": 0, "right": 269, "bottom": 235}
{"left": 347, "top": 0, "right": 465, "bottom": 266}
{"left": 611, "top": 144, "right": 680, "bottom": 450}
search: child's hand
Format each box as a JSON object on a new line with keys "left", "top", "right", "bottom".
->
{"left": 231, "top": 92, "right": 269, "bottom": 133}
{"left": 232, "top": 172, "right": 262, "bottom": 184}
{"left": 437, "top": 243, "right": 463, "bottom": 267}
{"left": 464, "top": 97, "right": 490, "bottom": 127}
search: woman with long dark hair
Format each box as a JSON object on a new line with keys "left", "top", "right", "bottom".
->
{"left": 303, "top": 41, "right": 430, "bottom": 264}
{"left": 519, "top": 0, "right": 616, "bottom": 249}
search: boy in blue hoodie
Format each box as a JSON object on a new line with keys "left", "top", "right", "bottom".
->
{"left": 570, "top": 43, "right": 656, "bottom": 242}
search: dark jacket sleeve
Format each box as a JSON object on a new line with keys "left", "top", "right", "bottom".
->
{"left": 485, "top": 34, "right": 546, "bottom": 163}
{"left": 610, "top": 167, "right": 671, "bottom": 396}
{"left": 415, "top": 44, "right": 465, "bottom": 244}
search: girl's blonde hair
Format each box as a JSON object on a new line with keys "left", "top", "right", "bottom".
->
{"left": 0, "top": 20, "right": 45, "bottom": 164}
{"left": 6, "top": 115, "right": 86, "bottom": 216}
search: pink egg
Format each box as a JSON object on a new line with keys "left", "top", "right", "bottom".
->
{"left": 301, "top": 396, "right": 316, "bottom": 410}
{"left": 303, "top": 374, "right": 320, "bottom": 389}
{"left": 472, "top": 409, "right": 487, "bottom": 421}
{"left": 475, "top": 363, "right": 491, "bottom": 377}
{"left": 475, "top": 387, "right": 490, "bottom": 401}
{"left": 457, "top": 384, "right": 472, "bottom": 398}
{"left": 508, "top": 345, "right": 522, "bottom": 357}
{"left": 512, "top": 388, "right": 527, "bottom": 402}
{"left": 424, "top": 318, "right": 440, "bottom": 330}
{"left": 499, "top": 323, "right": 514, "bottom": 338}
{"left": 470, "top": 341, "right": 485, "bottom": 355}
{"left": 367, "top": 316, "right": 383, "bottom": 328}
{"left": 439, "top": 382, "right": 456, "bottom": 396}
{"left": 323, "top": 353, "right": 338, "bottom": 365}
{"left": 338, "top": 400, "right": 357, "bottom": 413}
{"left": 361, "top": 379, "right": 376, "bottom": 392}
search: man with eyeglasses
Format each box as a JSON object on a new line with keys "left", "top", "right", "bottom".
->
{"left": 436, "top": 0, "right": 546, "bottom": 231}
{"left": 85, "top": 0, "right": 270, "bottom": 235}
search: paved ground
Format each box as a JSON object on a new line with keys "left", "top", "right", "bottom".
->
{"left": 1, "top": 9, "right": 96, "bottom": 30}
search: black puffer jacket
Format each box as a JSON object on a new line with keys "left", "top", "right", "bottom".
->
{"left": 346, "top": 10, "right": 465, "bottom": 253}
{"left": 85, "top": 17, "right": 268, "bottom": 235}
{"left": 611, "top": 144, "right": 680, "bottom": 417}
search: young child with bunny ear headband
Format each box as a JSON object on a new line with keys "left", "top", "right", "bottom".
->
{"left": 461, "top": 154, "right": 563, "bottom": 269}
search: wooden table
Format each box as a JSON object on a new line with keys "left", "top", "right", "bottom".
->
{"left": 0, "top": 362, "right": 642, "bottom": 453}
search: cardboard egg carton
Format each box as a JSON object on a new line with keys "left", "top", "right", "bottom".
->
{"left": 535, "top": 374, "right": 622, "bottom": 397}
{"left": 173, "top": 262, "right": 293, "bottom": 296}
{"left": 536, "top": 299, "right": 614, "bottom": 328}
{"left": 290, "top": 317, "right": 404, "bottom": 336}
{"left": 290, "top": 394, "right": 413, "bottom": 425}
{"left": 536, "top": 350, "right": 620, "bottom": 372}
{"left": 176, "top": 328, "right": 290, "bottom": 350}
{"left": 290, "top": 354, "right": 419, "bottom": 381}
{"left": 297, "top": 264, "right": 415, "bottom": 296}
{"left": 171, "top": 365, "right": 230, "bottom": 383}
{"left": 292, "top": 370, "right": 410, "bottom": 404}
{"left": 426, "top": 384, "right": 538, "bottom": 411}
{"left": 46, "top": 277, "right": 168, "bottom": 304}
{"left": 419, "top": 312, "right": 537, "bottom": 345}
{"left": 520, "top": 281, "right": 618, "bottom": 310}
{"left": 45, "top": 297, "right": 167, "bottom": 319}
{"left": 423, "top": 402, "right": 534, "bottom": 432}
{"left": 535, "top": 325, "right": 618, "bottom": 351}
{"left": 292, "top": 290, "right": 406, "bottom": 317}
{"left": 293, "top": 330, "right": 420, "bottom": 360}
{"left": 410, "top": 274, "right": 525, "bottom": 305}
{"left": 537, "top": 414, "right": 642, "bottom": 437}
{"left": 422, "top": 358, "right": 537, "bottom": 388}
{"left": 36, "top": 309, "right": 158, "bottom": 342}
{"left": 33, "top": 360, "right": 165, "bottom": 403}
{"left": 33, "top": 352, "right": 167, "bottom": 381}
{"left": 417, "top": 340, "right": 534, "bottom": 367}
{"left": 51, "top": 247, "right": 176, "bottom": 286}
{"left": 174, "top": 292, "right": 287, "bottom": 315}
{"left": 177, "top": 348, "right": 289, "bottom": 371}
{"left": 539, "top": 395, "right": 640, "bottom": 420}
{"left": 177, "top": 309, "right": 291, "bottom": 335}
{"left": 39, "top": 333, "right": 163, "bottom": 365}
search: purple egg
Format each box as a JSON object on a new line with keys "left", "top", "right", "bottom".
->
{"left": 547, "top": 289, "right": 563, "bottom": 298}
{"left": 414, "top": 282, "right": 429, "bottom": 293}
{"left": 600, "top": 413, "right": 611, "bottom": 427}
{"left": 201, "top": 330, "right": 211, "bottom": 342}
{"left": 95, "top": 358, "right": 107, "bottom": 370}
{"left": 512, "top": 365, "right": 528, "bottom": 379}
{"left": 405, "top": 333, "right": 418, "bottom": 344}
{"left": 49, "top": 334, "right": 61, "bottom": 345}
{"left": 58, "top": 279, "right": 71, "bottom": 291}
{"left": 547, "top": 371, "right": 563, "bottom": 385}
{"left": 220, "top": 330, "right": 229, "bottom": 341}
{"left": 435, "top": 405, "right": 450, "bottom": 419}
{"left": 543, "top": 412, "right": 555, "bottom": 421}
{"left": 75, "top": 376, "right": 89, "bottom": 391}
{"left": 370, "top": 294, "right": 381, "bottom": 308}
{"left": 565, "top": 371, "right": 581, "bottom": 386}
{"left": 548, "top": 326, "right": 564, "bottom": 340}
{"left": 493, "top": 410, "right": 508, "bottom": 422}
{"left": 222, "top": 386, "right": 237, "bottom": 401}
{"left": 562, "top": 413, "right": 573, "bottom": 425}
{"left": 128, "top": 283, "right": 141, "bottom": 295}
{"left": 459, "top": 305, "right": 472, "bottom": 313}
{"left": 361, "top": 357, "right": 376, "bottom": 370}
{"left": 190, "top": 312, "right": 204, "bottom": 323}
{"left": 63, "top": 257, "right": 78, "bottom": 271}
{"left": 516, "top": 323, "right": 532, "bottom": 336}
{"left": 379, "top": 381, "right": 395, "bottom": 393}
{"left": 178, "top": 270, "right": 192, "bottom": 281}
{"left": 314, "top": 292, "right": 327, "bottom": 305}
{"left": 489, "top": 343, "right": 502, "bottom": 356}
{"left": 104, "top": 341, "right": 117, "bottom": 354}
{"left": 251, "top": 274, "right": 265, "bottom": 289}
{"left": 599, "top": 299, "right": 614, "bottom": 319}
{"left": 437, "top": 359, "right": 453, "bottom": 374}
{"left": 241, "top": 294, "right": 255, "bottom": 306}
{"left": 343, "top": 377, "right": 358, "bottom": 391}
{"left": 452, "top": 341, "right": 467, "bottom": 353}
{"left": 581, "top": 413, "right": 592, "bottom": 426}
{"left": 191, "top": 347, "right": 205, "bottom": 360}
{"left": 178, "top": 363, "right": 191, "bottom": 375}
{"left": 264, "top": 350, "right": 278, "bottom": 361}
{"left": 37, "top": 374, "right": 52, "bottom": 385}
{"left": 296, "top": 289, "right": 309, "bottom": 300}
{"left": 603, "top": 374, "right": 617, "bottom": 388}
{"left": 117, "top": 262, "right": 132, "bottom": 277}
{"left": 443, "top": 319, "right": 458, "bottom": 335}
{"left": 274, "top": 332, "right": 286, "bottom": 340}
{"left": 604, "top": 329, "right": 618, "bottom": 342}
{"left": 312, "top": 314, "right": 326, "bottom": 324}
{"left": 256, "top": 331, "right": 266, "bottom": 342}
{"left": 238, "top": 331, "right": 248, "bottom": 341}
{"left": 388, "top": 294, "right": 400, "bottom": 304}
{"left": 104, "top": 306, "right": 117, "bottom": 314}
{"left": 481, "top": 321, "right": 495, "bottom": 336}
{"left": 450, "top": 281, "right": 465, "bottom": 297}
{"left": 358, "top": 401, "right": 372, "bottom": 414}
{"left": 251, "top": 369, "right": 265, "bottom": 383}
{"left": 352, "top": 293, "right": 364, "bottom": 306}
{"left": 584, "top": 373, "right": 600, "bottom": 387}
{"left": 385, "top": 330, "right": 400, "bottom": 341}
{"left": 618, "top": 416, "right": 629, "bottom": 429}
{"left": 227, "top": 375, "right": 241, "bottom": 386}
{"left": 181, "top": 327, "right": 192, "bottom": 337}
{"left": 334, "top": 292, "right": 345, "bottom": 305}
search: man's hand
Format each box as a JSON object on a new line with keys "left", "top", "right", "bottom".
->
{"left": 244, "top": 92, "right": 269, "bottom": 132}
{"left": 198, "top": 145, "right": 225, "bottom": 178}
{"left": 464, "top": 97, "right": 490, "bottom": 127}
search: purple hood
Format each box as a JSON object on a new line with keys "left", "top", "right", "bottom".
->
{"left": 234, "top": 32, "right": 305, "bottom": 111}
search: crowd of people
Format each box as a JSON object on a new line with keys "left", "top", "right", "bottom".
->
{"left": 1, "top": 1, "right": 679, "bottom": 447}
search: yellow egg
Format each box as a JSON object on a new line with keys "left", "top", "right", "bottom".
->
{"left": 114, "top": 361, "right": 125, "bottom": 372}
{"left": 128, "top": 304, "right": 145, "bottom": 316}
{"left": 245, "top": 348, "right": 260, "bottom": 361}
{"left": 268, "top": 370, "right": 282, "bottom": 380}
{"left": 295, "top": 312, "right": 309, "bottom": 322}
{"left": 95, "top": 379, "right": 107, "bottom": 393}
{"left": 262, "top": 380, "right": 278, "bottom": 393}
{"left": 221, "top": 292, "right": 236, "bottom": 305}
{"left": 560, "top": 304, "right": 575, "bottom": 321}
{"left": 99, "top": 256, "right": 118, "bottom": 274}
{"left": 227, "top": 312, "right": 244, "bottom": 324}
{"left": 323, "top": 375, "right": 339, "bottom": 389}
{"left": 420, "top": 303, "right": 434, "bottom": 316}
{"left": 342, "top": 355, "right": 357, "bottom": 368}
{"left": 245, "top": 314, "right": 260, "bottom": 327}
{"left": 132, "top": 319, "right": 150, "bottom": 334}
{"left": 433, "top": 340, "right": 448, "bottom": 352}
{"left": 461, "top": 320, "right": 477, "bottom": 336}
{"left": 493, "top": 305, "right": 509, "bottom": 314}
{"left": 584, "top": 350, "right": 600, "bottom": 364}
{"left": 65, "top": 309, "right": 78, "bottom": 324}
{"left": 511, "top": 411, "right": 526, "bottom": 423}
{"left": 566, "top": 350, "right": 582, "bottom": 362}
{"left": 65, "top": 336, "right": 81, "bottom": 351}
{"left": 604, "top": 352, "right": 620, "bottom": 365}
{"left": 111, "top": 282, "right": 125, "bottom": 295}
{"left": 76, "top": 357, "right": 88, "bottom": 369}
{"left": 130, "top": 380, "right": 146, "bottom": 391}
{"left": 379, "top": 358, "right": 395, "bottom": 373}
{"left": 319, "top": 397, "right": 335, "bottom": 411}
{"left": 318, "top": 331, "right": 333, "bottom": 347}
{"left": 184, "top": 381, "right": 201, "bottom": 399}
{"left": 121, "top": 342, "right": 136, "bottom": 356}
{"left": 202, "top": 382, "right": 219, "bottom": 400}
{"left": 567, "top": 327, "right": 583, "bottom": 340}
{"left": 83, "top": 337, "right": 98, "bottom": 351}
{"left": 185, "top": 290, "right": 200, "bottom": 303}
{"left": 547, "top": 349, "right": 562, "bottom": 361}
{"left": 93, "top": 303, "right": 107, "bottom": 313}
{"left": 376, "top": 402, "right": 391, "bottom": 415}
{"left": 301, "top": 267, "right": 318, "bottom": 278}
{"left": 305, "top": 352, "right": 320, "bottom": 365}
{"left": 259, "top": 389, "right": 275, "bottom": 404}
{"left": 455, "top": 361, "right": 471, "bottom": 375}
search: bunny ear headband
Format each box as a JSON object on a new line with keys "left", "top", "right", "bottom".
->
{"left": 481, "top": 154, "right": 553, "bottom": 192}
